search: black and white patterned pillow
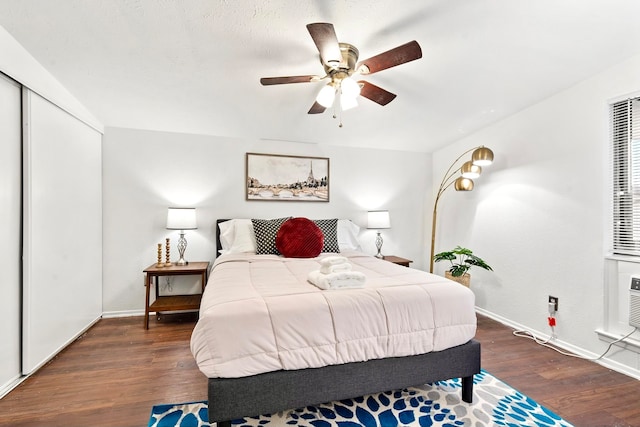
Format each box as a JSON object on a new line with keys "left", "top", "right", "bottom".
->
{"left": 252, "top": 217, "right": 291, "bottom": 255}
{"left": 313, "top": 218, "right": 340, "bottom": 253}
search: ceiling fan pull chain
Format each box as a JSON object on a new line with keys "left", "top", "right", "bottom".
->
{"left": 333, "top": 103, "right": 342, "bottom": 128}
{"left": 333, "top": 96, "right": 343, "bottom": 128}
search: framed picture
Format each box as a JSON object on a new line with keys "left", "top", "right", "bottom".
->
{"left": 246, "top": 153, "right": 329, "bottom": 202}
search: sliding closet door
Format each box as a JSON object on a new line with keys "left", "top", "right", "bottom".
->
{"left": 22, "top": 89, "right": 102, "bottom": 374}
{"left": 0, "top": 74, "right": 22, "bottom": 393}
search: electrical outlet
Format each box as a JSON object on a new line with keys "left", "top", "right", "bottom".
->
{"left": 548, "top": 296, "right": 559, "bottom": 313}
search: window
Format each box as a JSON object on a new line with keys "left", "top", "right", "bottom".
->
{"left": 612, "top": 97, "right": 640, "bottom": 255}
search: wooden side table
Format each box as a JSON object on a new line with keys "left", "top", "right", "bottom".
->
{"left": 143, "top": 261, "right": 210, "bottom": 329}
{"left": 382, "top": 255, "right": 413, "bottom": 267}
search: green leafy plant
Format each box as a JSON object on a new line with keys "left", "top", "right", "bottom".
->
{"left": 433, "top": 246, "right": 493, "bottom": 277}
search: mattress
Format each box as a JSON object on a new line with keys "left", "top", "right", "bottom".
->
{"left": 190, "top": 251, "right": 476, "bottom": 379}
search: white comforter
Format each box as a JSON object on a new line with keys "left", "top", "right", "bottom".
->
{"left": 190, "top": 251, "right": 476, "bottom": 379}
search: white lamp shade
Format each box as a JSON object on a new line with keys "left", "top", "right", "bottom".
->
{"left": 341, "top": 77, "right": 361, "bottom": 98}
{"left": 367, "top": 210, "right": 391, "bottom": 229}
{"left": 316, "top": 84, "right": 336, "bottom": 108}
{"left": 166, "top": 207, "right": 197, "bottom": 230}
{"left": 340, "top": 94, "right": 358, "bottom": 111}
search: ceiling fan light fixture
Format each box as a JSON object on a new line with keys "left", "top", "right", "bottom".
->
{"left": 340, "top": 94, "right": 358, "bottom": 111}
{"left": 340, "top": 77, "right": 361, "bottom": 98}
{"left": 316, "top": 84, "right": 336, "bottom": 108}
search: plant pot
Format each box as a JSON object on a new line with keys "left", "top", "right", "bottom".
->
{"left": 445, "top": 271, "right": 470, "bottom": 287}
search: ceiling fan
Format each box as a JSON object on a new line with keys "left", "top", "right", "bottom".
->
{"left": 260, "top": 23, "right": 422, "bottom": 117}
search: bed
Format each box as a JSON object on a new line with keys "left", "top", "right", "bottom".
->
{"left": 190, "top": 218, "right": 481, "bottom": 427}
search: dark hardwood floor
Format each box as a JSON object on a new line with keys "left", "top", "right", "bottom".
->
{"left": 0, "top": 314, "right": 638, "bottom": 427}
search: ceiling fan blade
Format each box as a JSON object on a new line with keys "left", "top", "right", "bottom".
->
{"left": 358, "top": 81, "right": 397, "bottom": 106}
{"left": 357, "top": 40, "right": 422, "bottom": 75}
{"left": 260, "top": 75, "right": 320, "bottom": 85}
{"left": 308, "top": 101, "right": 326, "bottom": 114}
{"left": 306, "top": 23, "right": 342, "bottom": 66}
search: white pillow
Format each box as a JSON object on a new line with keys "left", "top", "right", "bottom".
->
{"left": 337, "top": 219, "right": 361, "bottom": 251}
{"left": 219, "top": 219, "right": 257, "bottom": 254}
{"left": 218, "top": 220, "right": 235, "bottom": 252}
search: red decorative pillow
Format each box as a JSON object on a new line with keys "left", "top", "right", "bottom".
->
{"left": 276, "top": 217, "right": 324, "bottom": 258}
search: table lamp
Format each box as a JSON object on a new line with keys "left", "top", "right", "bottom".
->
{"left": 166, "top": 207, "right": 197, "bottom": 265}
{"left": 367, "top": 210, "right": 391, "bottom": 258}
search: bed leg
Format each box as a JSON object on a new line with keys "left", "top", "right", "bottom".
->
{"left": 215, "top": 421, "right": 232, "bottom": 427}
{"left": 461, "top": 375, "right": 474, "bottom": 403}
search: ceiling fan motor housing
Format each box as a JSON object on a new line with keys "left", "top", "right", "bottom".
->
{"left": 323, "top": 43, "right": 359, "bottom": 77}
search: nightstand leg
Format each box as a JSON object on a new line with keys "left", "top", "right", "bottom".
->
{"left": 144, "top": 274, "right": 151, "bottom": 329}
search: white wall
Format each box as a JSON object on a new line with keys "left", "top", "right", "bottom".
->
{"left": 102, "top": 127, "right": 431, "bottom": 314}
{"left": 0, "top": 25, "right": 102, "bottom": 132}
{"left": 432, "top": 53, "right": 640, "bottom": 377}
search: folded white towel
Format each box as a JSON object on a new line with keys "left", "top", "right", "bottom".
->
{"left": 320, "top": 262, "right": 352, "bottom": 275}
{"left": 308, "top": 270, "right": 366, "bottom": 290}
{"left": 319, "top": 256, "right": 349, "bottom": 267}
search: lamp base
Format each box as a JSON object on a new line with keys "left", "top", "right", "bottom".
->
{"left": 375, "top": 231, "right": 384, "bottom": 258}
{"left": 176, "top": 231, "right": 188, "bottom": 266}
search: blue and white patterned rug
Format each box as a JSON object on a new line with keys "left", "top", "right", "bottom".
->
{"left": 148, "top": 370, "right": 573, "bottom": 427}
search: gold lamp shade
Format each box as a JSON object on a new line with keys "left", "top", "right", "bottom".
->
{"left": 460, "top": 161, "right": 481, "bottom": 179}
{"left": 454, "top": 177, "right": 474, "bottom": 191}
{"left": 471, "top": 147, "right": 494, "bottom": 166}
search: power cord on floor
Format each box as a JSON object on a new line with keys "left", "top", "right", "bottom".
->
{"left": 513, "top": 316, "right": 638, "bottom": 361}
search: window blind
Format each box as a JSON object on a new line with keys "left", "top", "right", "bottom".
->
{"left": 612, "top": 97, "right": 640, "bottom": 255}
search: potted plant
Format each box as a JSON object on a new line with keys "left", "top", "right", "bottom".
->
{"left": 433, "top": 246, "right": 492, "bottom": 287}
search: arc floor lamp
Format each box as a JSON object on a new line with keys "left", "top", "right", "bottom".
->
{"left": 429, "top": 146, "right": 494, "bottom": 273}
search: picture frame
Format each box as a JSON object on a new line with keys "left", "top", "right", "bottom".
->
{"left": 246, "top": 153, "right": 329, "bottom": 202}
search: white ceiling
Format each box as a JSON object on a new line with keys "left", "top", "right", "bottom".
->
{"left": 1, "top": 0, "right": 640, "bottom": 152}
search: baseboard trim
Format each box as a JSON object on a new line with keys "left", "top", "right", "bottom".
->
{"left": 0, "top": 375, "right": 27, "bottom": 400}
{"left": 101, "top": 309, "right": 145, "bottom": 319}
{"left": 476, "top": 307, "right": 640, "bottom": 380}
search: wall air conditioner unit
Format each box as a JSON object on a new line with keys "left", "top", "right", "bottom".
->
{"left": 630, "top": 276, "right": 640, "bottom": 328}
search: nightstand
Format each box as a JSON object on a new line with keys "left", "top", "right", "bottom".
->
{"left": 143, "top": 261, "right": 210, "bottom": 329}
{"left": 382, "top": 255, "right": 413, "bottom": 267}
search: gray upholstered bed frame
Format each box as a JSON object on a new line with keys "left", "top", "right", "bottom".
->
{"left": 207, "top": 220, "right": 481, "bottom": 427}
